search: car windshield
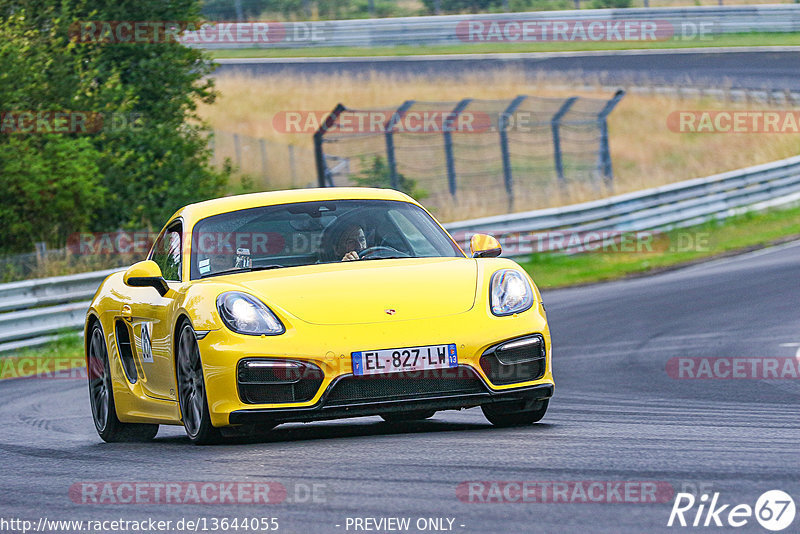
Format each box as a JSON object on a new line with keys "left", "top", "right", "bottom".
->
{"left": 190, "top": 199, "right": 463, "bottom": 279}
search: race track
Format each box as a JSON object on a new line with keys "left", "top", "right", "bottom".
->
{"left": 214, "top": 48, "right": 800, "bottom": 91}
{"left": 1, "top": 241, "right": 799, "bottom": 533}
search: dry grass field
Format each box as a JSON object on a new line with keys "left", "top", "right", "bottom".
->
{"left": 199, "top": 70, "right": 800, "bottom": 221}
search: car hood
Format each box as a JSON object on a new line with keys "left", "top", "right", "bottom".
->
{"left": 235, "top": 257, "right": 477, "bottom": 325}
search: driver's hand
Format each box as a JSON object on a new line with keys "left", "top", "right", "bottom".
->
{"left": 342, "top": 251, "right": 360, "bottom": 261}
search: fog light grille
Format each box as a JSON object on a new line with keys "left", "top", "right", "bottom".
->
{"left": 480, "top": 335, "right": 546, "bottom": 385}
{"left": 237, "top": 360, "right": 324, "bottom": 404}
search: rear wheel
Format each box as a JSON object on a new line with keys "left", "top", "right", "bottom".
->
{"left": 380, "top": 410, "right": 436, "bottom": 422}
{"left": 176, "top": 322, "right": 223, "bottom": 445}
{"left": 87, "top": 323, "right": 158, "bottom": 442}
{"left": 482, "top": 399, "right": 549, "bottom": 427}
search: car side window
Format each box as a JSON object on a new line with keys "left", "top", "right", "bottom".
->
{"left": 151, "top": 223, "right": 182, "bottom": 282}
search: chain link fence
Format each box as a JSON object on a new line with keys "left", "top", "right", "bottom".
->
{"left": 314, "top": 91, "right": 624, "bottom": 217}
{"left": 210, "top": 130, "right": 317, "bottom": 190}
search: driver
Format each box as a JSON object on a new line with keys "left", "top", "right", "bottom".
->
{"left": 333, "top": 223, "right": 367, "bottom": 261}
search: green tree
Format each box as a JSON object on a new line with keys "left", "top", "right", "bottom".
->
{"left": 0, "top": 10, "right": 107, "bottom": 253}
{"left": 0, "top": 0, "right": 230, "bottom": 254}
{"left": 0, "top": 137, "right": 103, "bottom": 252}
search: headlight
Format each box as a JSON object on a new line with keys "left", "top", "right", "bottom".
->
{"left": 216, "top": 292, "right": 285, "bottom": 335}
{"left": 490, "top": 270, "right": 534, "bottom": 316}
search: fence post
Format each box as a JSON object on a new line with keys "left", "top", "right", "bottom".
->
{"left": 384, "top": 101, "right": 415, "bottom": 190}
{"left": 259, "top": 138, "right": 268, "bottom": 179}
{"left": 314, "top": 103, "right": 346, "bottom": 187}
{"left": 596, "top": 89, "right": 625, "bottom": 189}
{"left": 233, "top": 133, "right": 242, "bottom": 167}
{"left": 499, "top": 95, "right": 527, "bottom": 212}
{"left": 444, "top": 99, "right": 472, "bottom": 199}
{"left": 288, "top": 145, "right": 297, "bottom": 188}
{"left": 551, "top": 96, "right": 578, "bottom": 190}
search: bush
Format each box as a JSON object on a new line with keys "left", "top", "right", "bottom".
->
{"left": 589, "top": 0, "right": 631, "bottom": 7}
{"left": 352, "top": 156, "right": 428, "bottom": 201}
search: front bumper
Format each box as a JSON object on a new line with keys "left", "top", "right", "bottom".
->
{"left": 198, "top": 302, "right": 553, "bottom": 428}
{"left": 230, "top": 377, "right": 553, "bottom": 425}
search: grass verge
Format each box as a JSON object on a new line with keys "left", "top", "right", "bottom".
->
{"left": 0, "top": 333, "right": 86, "bottom": 380}
{"left": 209, "top": 32, "right": 800, "bottom": 59}
{"left": 520, "top": 203, "right": 800, "bottom": 288}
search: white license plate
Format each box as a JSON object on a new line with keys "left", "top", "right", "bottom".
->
{"left": 352, "top": 344, "right": 458, "bottom": 376}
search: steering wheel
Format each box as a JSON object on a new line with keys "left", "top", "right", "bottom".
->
{"left": 357, "top": 246, "right": 409, "bottom": 259}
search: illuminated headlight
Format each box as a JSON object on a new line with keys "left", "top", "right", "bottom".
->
{"left": 216, "top": 292, "right": 285, "bottom": 335}
{"left": 490, "top": 270, "right": 534, "bottom": 316}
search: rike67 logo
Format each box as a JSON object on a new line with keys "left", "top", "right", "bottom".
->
{"left": 668, "top": 490, "right": 796, "bottom": 531}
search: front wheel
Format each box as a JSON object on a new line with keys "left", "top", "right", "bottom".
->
{"left": 87, "top": 323, "right": 158, "bottom": 442}
{"left": 176, "top": 322, "right": 222, "bottom": 445}
{"left": 482, "top": 399, "right": 549, "bottom": 427}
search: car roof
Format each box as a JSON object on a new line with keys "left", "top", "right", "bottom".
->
{"left": 173, "top": 187, "right": 417, "bottom": 227}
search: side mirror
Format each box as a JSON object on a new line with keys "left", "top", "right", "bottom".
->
{"left": 123, "top": 260, "right": 169, "bottom": 297}
{"left": 470, "top": 234, "right": 502, "bottom": 258}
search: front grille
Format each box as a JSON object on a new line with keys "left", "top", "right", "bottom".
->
{"left": 480, "top": 335, "right": 546, "bottom": 385}
{"left": 325, "top": 366, "right": 485, "bottom": 406}
{"left": 237, "top": 360, "right": 324, "bottom": 404}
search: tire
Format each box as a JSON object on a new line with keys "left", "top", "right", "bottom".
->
{"left": 87, "top": 322, "right": 159, "bottom": 443}
{"left": 482, "top": 399, "right": 549, "bottom": 428}
{"left": 176, "top": 321, "right": 223, "bottom": 445}
{"left": 380, "top": 410, "right": 436, "bottom": 422}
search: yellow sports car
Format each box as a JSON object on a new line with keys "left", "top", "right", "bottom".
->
{"left": 85, "top": 188, "right": 553, "bottom": 444}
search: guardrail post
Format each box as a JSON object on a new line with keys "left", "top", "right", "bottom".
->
{"left": 384, "top": 100, "right": 415, "bottom": 190}
{"left": 551, "top": 97, "right": 578, "bottom": 191}
{"left": 444, "top": 99, "right": 472, "bottom": 199}
{"left": 499, "top": 95, "right": 527, "bottom": 212}
{"left": 596, "top": 90, "right": 625, "bottom": 189}
{"left": 314, "top": 103, "right": 346, "bottom": 188}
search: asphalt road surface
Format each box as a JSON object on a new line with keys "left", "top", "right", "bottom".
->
{"left": 1, "top": 241, "right": 799, "bottom": 533}
{"left": 213, "top": 49, "right": 800, "bottom": 91}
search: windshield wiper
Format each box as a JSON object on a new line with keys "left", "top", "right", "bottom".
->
{"left": 200, "top": 265, "right": 284, "bottom": 278}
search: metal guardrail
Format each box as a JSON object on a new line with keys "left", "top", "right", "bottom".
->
{"left": 445, "top": 155, "right": 800, "bottom": 253}
{"left": 188, "top": 5, "right": 800, "bottom": 49}
{"left": 0, "top": 268, "right": 122, "bottom": 353}
{"left": 2, "top": 153, "right": 800, "bottom": 353}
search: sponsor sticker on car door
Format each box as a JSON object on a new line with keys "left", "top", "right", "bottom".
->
{"left": 140, "top": 321, "right": 153, "bottom": 363}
